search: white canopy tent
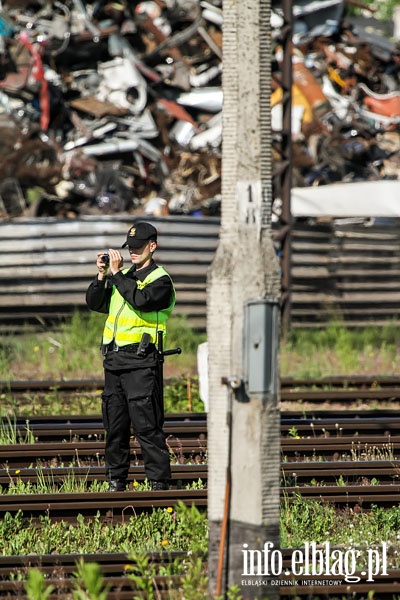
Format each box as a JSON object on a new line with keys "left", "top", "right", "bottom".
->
{"left": 291, "top": 180, "right": 400, "bottom": 217}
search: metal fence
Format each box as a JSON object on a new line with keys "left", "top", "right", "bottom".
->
{"left": 1, "top": 215, "right": 399, "bottom": 332}
{"left": 0, "top": 215, "right": 219, "bottom": 332}
{"left": 290, "top": 220, "right": 400, "bottom": 327}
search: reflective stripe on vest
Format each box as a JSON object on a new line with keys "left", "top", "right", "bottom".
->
{"left": 102, "top": 266, "right": 176, "bottom": 346}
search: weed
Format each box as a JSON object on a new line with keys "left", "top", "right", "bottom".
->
{"left": 127, "top": 552, "right": 159, "bottom": 600}
{"left": 350, "top": 440, "right": 394, "bottom": 462}
{"left": 180, "top": 555, "right": 208, "bottom": 599}
{"left": 24, "top": 568, "right": 54, "bottom": 600}
{"left": 288, "top": 426, "right": 299, "bottom": 438}
{"left": 164, "top": 377, "right": 203, "bottom": 413}
{"left": 72, "top": 559, "right": 111, "bottom": 600}
{"left": 185, "top": 478, "right": 206, "bottom": 490}
{"left": 0, "top": 416, "right": 35, "bottom": 445}
{"left": 3, "top": 319, "right": 400, "bottom": 386}
{"left": 0, "top": 504, "right": 208, "bottom": 556}
{"left": 280, "top": 494, "right": 400, "bottom": 557}
{"left": 0, "top": 312, "right": 205, "bottom": 381}
{"left": 280, "top": 321, "right": 400, "bottom": 378}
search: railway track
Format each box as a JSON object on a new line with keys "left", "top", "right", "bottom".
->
{"left": 1, "top": 409, "right": 400, "bottom": 516}
{"left": 4, "top": 415, "right": 206, "bottom": 443}
{"left": 0, "top": 488, "right": 207, "bottom": 523}
{"left": 281, "top": 375, "right": 400, "bottom": 389}
{"left": 0, "top": 476, "right": 398, "bottom": 521}
{"left": 2, "top": 549, "right": 400, "bottom": 599}
{"left": 3, "top": 375, "right": 400, "bottom": 407}
{"left": 0, "top": 551, "right": 195, "bottom": 599}
{"left": 2, "top": 378, "right": 400, "bottom": 522}
{"left": 283, "top": 483, "right": 400, "bottom": 508}
{"left": 281, "top": 412, "right": 400, "bottom": 437}
{"left": 0, "top": 408, "right": 389, "bottom": 445}
{"left": 3, "top": 374, "right": 400, "bottom": 392}
{"left": 5, "top": 411, "right": 400, "bottom": 443}
{"left": 2, "top": 458, "right": 400, "bottom": 489}
{"left": 0, "top": 439, "right": 206, "bottom": 469}
{"left": 282, "top": 459, "right": 400, "bottom": 486}
{"left": 0, "top": 432, "right": 397, "bottom": 470}
{"left": 0, "top": 464, "right": 207, "bottom": 487}
{"left": 2, "top": 378, "right": 400, "bottom": 598}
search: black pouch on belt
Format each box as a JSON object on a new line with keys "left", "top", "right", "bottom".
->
{"left": 137, "top": 333, "right": 151, "bottom": 357}
{"left": 101, "top": 342, "right": 113, "bottom": 356}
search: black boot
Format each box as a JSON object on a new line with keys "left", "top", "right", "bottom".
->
{"left": 108, "top": 479, "right": 127, "bottom": 492}
{"left": 151, "top": 480, "right": 169, "bottom": 491}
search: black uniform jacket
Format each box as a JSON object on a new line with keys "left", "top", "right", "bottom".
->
{"left": 86, "top": 260, "right": 174, "bottom": 370}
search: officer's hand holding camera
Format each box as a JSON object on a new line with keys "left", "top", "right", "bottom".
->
{"left": 97, "top": 252, "right": 109, "bottom": 279}
{"left": 107, "top": 249, "right": 123, "bottom": 275}
{"left": 97, "top": 249, "right": 123, "bottom": 279}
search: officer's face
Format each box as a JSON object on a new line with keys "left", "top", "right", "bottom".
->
{"left": 128, "top": 240, "right": 157, "bottom": 269}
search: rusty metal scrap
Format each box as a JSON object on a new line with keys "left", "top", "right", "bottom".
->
{"left": 271, "top": 2, "right": 400, "bottom": 210}
{"left": 0, "top": 0, "right": 223, "bottom": 218}
{"left": 0, "top": 0, "right": 398, "bottom": 219}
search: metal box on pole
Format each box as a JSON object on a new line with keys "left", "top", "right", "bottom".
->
{"left": 243, "top": 299, "right": 279, "bottom": 397}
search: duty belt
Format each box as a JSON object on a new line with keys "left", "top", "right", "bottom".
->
{"left": 101, "top": 340, "right": 155, "bottom": 356}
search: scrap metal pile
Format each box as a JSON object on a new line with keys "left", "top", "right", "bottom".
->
{"left": 271, "top": 0, "right": 400, "bottom": 209}
{"left": 0, "top": 0, "right": 398, "bottom": 219}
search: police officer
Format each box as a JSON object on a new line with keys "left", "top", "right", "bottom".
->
{"left": 86, "top": 222, "right": 175, "bottom": 491}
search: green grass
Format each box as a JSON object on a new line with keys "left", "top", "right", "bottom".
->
{"left": 0, "top": 311, "right": 206, "bottom": 415}
{"left": 1, "top": 472, "right": 206, "bottom": 495}
{"left": 0, "top": 502, "right": 208, "bottom": 556}
{"left": 0, "top": 311, "right": 205, "bottom": 381}
{"left": 280, "top": 321, "right": 400, "bottom": 378}
{"left": 2, "top": 318, "right": 400, "bottom": 416}
{"left": 2, "top": 315, "right": 400, "bottom": 382}
{"left": 282, "top": 494, "right": 400, "bottom": 560}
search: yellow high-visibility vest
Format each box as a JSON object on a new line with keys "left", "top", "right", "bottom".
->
{"left": 102, "top": 266, "right": 176, "bottom": 346}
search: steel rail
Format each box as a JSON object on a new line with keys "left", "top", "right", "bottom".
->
{"left": 280, "top": 374, "right": 400, "bottom": 389}
{"left": 0, "top": 433, "right": 398, "bottom": 467}
{"left": 0, "top": 488, "right": 207, "bottom": 523}
{"left": 3, "top": 374, "right": 400, "bottom": 394}
{"left": 0, "top": 580, "right": 178, "bottom": 600}
{"left": 283, "top": 408, "right": 400, "bottom": 419}
{"left": 283, "top": 483, "right": 400, "bottom": 508}
{"left": 4, "top": 412, "right": 400, "bottom": 443}
{"left": 0, "top": 464, "right": 207, "bottom": 487}
{"left": 281, "top": 388, "right": 400, "bottom": 402}
{"left": 2, "top": 458, "right": 399, "bottom": 489}
{"left": 0, "top": 549, "right": 193, "bottom": 575}
{"left": 0, "top": 438, "right": 207, "bottom": 469}
{"left": 2, "top": 550, "right": 400, "bottom": 599}
{"left": 281, "top": 434, "right": 399, "bottom": 460}
{"left": 0, "top": 550, "right": 196, "bottom": 599}
{"left": 281, "top": 414, "right": 400, "bottom": 437}
{"left": 9, "top": 420, "right": 207, "bottom": 443}
{"left": 278, "top": 572, "right": 400, "bottom": 598}
{"left": 281, "top": 459, "right": 400, "bottom": 485}
{"left": 4, "top": 411, "right": 400, "bottom": 443}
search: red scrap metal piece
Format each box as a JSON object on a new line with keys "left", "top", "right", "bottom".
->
{"left": 18, "top": 31, "right": 50, "bottom": 131}
{"left": 359, "top": 84, "right": 400, "bottom": 118}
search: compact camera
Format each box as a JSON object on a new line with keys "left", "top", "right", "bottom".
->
{"left": 101, "top": 253, "right": 110, "bottom": 265}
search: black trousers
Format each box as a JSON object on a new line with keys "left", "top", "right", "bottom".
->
{"left": 101, "top": 366, "right": 171, "bottom": 482}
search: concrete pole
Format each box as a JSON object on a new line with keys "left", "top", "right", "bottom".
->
{"left": 207, "top": 0, "right": 281, "bottom": 598}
